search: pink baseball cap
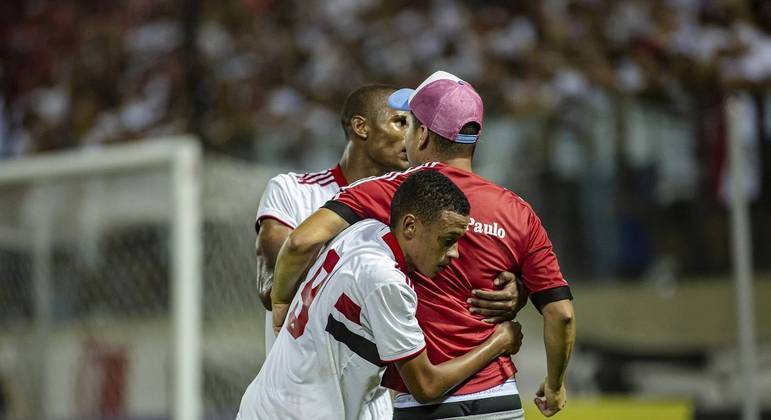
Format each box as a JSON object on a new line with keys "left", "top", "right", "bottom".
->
{"left": 388, "top": 71, "right": 483, "bottom": 144}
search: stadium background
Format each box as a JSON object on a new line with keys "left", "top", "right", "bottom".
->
{"left": 1, "top": 0, "right": 770, "bottom": 419}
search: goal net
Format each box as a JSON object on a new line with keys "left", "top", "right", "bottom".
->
{"left": 0, "top": 137, "right": 270, "bottom": 420}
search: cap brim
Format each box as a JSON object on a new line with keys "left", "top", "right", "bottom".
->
{"left": 388, "top": 88, "right": 414, "bottom": 111}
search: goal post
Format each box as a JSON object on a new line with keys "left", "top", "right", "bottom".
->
{"left": 170, "top": 140, "right": 203, "bottom": 420}
{"left": 0, "top": 138, "right": 207, "bottom": 420}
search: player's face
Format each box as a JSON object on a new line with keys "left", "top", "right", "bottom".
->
{"left": 366, "top": 108, "right": 410, "bottom": 171}
{"left": 410, "top": 210, "right": 469, "bottom": 278}
{"left": 403, "top": 113, "right": 426, "bottom": 166}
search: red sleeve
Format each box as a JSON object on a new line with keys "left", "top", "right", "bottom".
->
{"left": 331, "top": 176, "right": 400, "bottom": 224}
{"left": 519, "top": 207, "right": 569, "bottom": 294}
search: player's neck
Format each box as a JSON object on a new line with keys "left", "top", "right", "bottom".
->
{"left": 436, "top": 156, "right": 473, "bottom": 173}
{"left": 338, "top": 142, "right": 402, "bottom": 183}
{"left": 338, "top": 144, "right": 391, "bottom": 182}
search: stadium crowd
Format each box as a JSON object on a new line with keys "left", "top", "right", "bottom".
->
{"left": 3, "top": 0, "right": 770, "bottom": 155}
{"left": 2, "top": 0, "right": 771, "bottom": 278}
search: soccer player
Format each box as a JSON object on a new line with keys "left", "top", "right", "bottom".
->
{"left": 271, "top": 71, "right": 576, "bottom": 419}
{"left": 255, "top": 84, "right": 411, "bottom": 354}
{"left": 238, "top": 170, "right": 524, "bottom": 420}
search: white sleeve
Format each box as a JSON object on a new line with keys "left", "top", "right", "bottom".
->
{"left": 363, "top": 270, "right": 425, "bottom": 363}
{"left": 256, "top": 174, "right": 300, "bottom": 231}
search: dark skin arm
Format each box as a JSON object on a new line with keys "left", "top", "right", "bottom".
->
{"left": 395, "top": 321, "right": 524, "bottom": 404}
{"left": 534, "top": 299, "right": 575, "bottom": 417}
{"left": 255, "top": 219, "right": 293, "bottom": 311}
{"left": 468, "top": 272, "right": 530, "bottom": 323}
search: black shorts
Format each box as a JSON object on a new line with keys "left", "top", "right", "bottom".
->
{"left": 393, "top": 393, "right": 522, "bottom": 420}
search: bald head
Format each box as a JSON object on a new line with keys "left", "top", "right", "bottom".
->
{"left": 340, "top": 84, "right": 396, "bottom": 141}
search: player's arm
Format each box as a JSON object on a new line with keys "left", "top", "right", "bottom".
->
{"left": 368, "top": 278, "right": 523, "bottom": 404}
{"left": 271, "top": 208, "right": 350, "bottom": 330}
{"left": 255, "top": 219, "right": 293, "bottom": 310}
{"left": 394, "top": 321, "right": 523, "bottom": 404}
{"left": 517, "top": 204, "right": 575, "bottom": 416}
{"left": 535, "top": 298, "right": 575, "bottom": 417}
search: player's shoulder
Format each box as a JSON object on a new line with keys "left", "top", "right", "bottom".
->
{"left": 500, "top": 186, "right": 535, "bottom": 211}
{"left": 464, "top": 171, "right": 536, "bottom": 212}
{"left": 293, "top": 167, "right": 337, "bottom": 186}
{"left": 267, "top": 168, "right": 338, "bottom": 192}
{"left": 345, "top": 162, "right": 442, "bottom": 189}
{"left": 283, "top": 167, "right": 335, "bottom": 186}
{"left": 354, "top": 258, "right": 411, "bottom": 302}
{"left": 343, "top": 222, "right": 410, "bottom": 288}
{"left": 363, "top": 256, "right": 407, "bottom": 285}
{"left": 487, "top": 188, "right": 538, "bottom": 227}
{"left": 264, "top": 171, "right": 296, "bottom": 189}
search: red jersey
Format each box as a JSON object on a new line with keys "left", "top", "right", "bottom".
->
{"left": 324, "top": 162, "right": 571, "bottom": 395}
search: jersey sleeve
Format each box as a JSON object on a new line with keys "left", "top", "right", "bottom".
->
{"left": 362, "top": 268, "right": 425, "bottom": 363}
{"left": 255, "top": 174, "right": 301, "bottom": 233}
{"left": 327, "top": 176, "right": 397, "bottom": 225}
{"left": 519, "top": 206, "right": 573, "bottom": 311}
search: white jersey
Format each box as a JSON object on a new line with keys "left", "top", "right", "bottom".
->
{"left": 238, "top": 220, "right": 426, "bottom": 420}
{"left": 255, "top": 165, "right": 348, "bottom": 231}
{"left": 256, "top": 165, "right": 348, "bottom": 354}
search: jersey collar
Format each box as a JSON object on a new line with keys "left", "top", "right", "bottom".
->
{"left": 381, "top": 231, "right": 408, "bottom": 276}
{"left": 331, "top": 164, "right": 348, "bottom": 187}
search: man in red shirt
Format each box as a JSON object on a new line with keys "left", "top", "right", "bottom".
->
{"left": 272, "top": 71, "right": 576, "bottom": 419}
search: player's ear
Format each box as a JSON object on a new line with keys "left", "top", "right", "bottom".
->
{"left": 417, "top": 126, "right": 430, "bottom": 151}
{"left": 402, "top": 214, "right": 417, "bottom": 239}
{"left": 350, "top": 115, "right": 368, "bottom": 139}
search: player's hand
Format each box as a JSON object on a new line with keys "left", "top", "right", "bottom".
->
{"left": 467, "top": 272, "right": 529, "bottom": 323}
{"left": 272, "top": 302, "right": 290, "bottom": 336}
{"left": 534, "top": 379, "right": 566, "bottom": 417}
{"left": 493, "top": 321, "right": 523, "bottom": 355}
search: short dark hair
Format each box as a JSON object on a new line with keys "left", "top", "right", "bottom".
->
{"left": 340, "top": 84, "right": 396, "bottom": 140}
{"left": 390, "top": 170, "right": 470, "bottom": 230}
{"left": 429, "top": 122, "right": 479, "bottom": 157}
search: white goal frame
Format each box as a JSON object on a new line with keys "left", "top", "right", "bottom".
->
{"left": 0, "top": 137, "right": 203, "bottom": 420}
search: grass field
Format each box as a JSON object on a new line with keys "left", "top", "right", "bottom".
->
{"left": 522, "top": 397, "right": 692, "bottom": 420}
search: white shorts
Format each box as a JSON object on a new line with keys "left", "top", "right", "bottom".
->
{"left": 394, "top": 378, "right": 520, "bottom": 409}
{"left": 393, "top": 379, "right": 523, "bottom": 420}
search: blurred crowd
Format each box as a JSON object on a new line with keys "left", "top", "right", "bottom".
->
{"left": 0, "top": 1, "right": 188, "bottom": 156}
{"left": 2, "top": 0, "right": 771, "bottom": 278}
{"left": 2, "top": 0, "right": 770, "bottom": 156}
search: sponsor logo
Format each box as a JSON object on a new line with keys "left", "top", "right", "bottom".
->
{"left": 467, "top": 217, "right": 506, "bottom": 238}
